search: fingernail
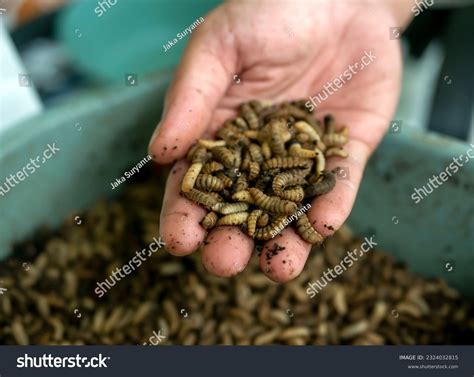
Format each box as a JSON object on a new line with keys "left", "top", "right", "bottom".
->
{"left": 148, "top": 122, "right": 162, "bottom": 157}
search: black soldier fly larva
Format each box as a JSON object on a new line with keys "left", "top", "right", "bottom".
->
{"left": 180, "top": 99, "right": 349, "bottom": 245}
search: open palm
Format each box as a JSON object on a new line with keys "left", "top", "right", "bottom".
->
{"left": 149, "top": 0, "right": 404, "bottom": 282}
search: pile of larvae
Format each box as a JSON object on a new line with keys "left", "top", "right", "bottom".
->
{"left": 180, "top": 100, "right": 349, "bottom": 243}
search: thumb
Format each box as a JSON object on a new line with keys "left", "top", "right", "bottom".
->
{"left": 148, "top": 14, "right": 237, "bottom": 164}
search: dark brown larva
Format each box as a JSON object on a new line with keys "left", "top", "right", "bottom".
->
{"left": 304, "top": 171, "right": 336, "bottom": 198}
{"left": 179, "top": 99, "right": 349, "bottom": 245}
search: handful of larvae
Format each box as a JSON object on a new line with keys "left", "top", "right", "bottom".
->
{"left": 180, "top": 100, "right": 349, "bottom": 244}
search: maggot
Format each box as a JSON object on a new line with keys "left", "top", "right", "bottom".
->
{"left": 314, "top": 147, "right": 326, "bottom": 177}
{"left": 279, "top": 186, "right": 305, "bottom": 202}
{"left": 288, "top": 143, "right": 317, "bottom": 158}
{"left": 272, "top": 172, "right": 307, "bottom": 196}
{"left": 304, "top": 170, "right": 336, "bottom": 198}
{"left": 217, "top": 212, "right": 249, "bottom": 226}
{"left": 249, "top": 188, "right": 298, "bottom": 214}
{"left": 248, "top": 161, "right": 260, "bottom": 181}
{"left": 261, "top": 141, "right": 272, "bottom": 160}
{"left": 241, "top": 151, "right": 252, "bottom": 171}
{"left": 295, "top": 213, "right": 323, "bottom": 244}
{"left": 201, "top": 212, "right": 218, "bottom": 230}
{"left": 295, "top": 132, "right": 310, "bottom": 144}
{"left": 254, "top": 215, "right": 287, "bottom": 240}
{"left": 216, "top": 172, "right": 233, "bottom": 189}
{"left": 232, "top": 191, "right": 254, "bottom": 204}
{"left": 182, "top": 188, "right": 223, "bottom": 211}
{"left": 219, "top": 202, "right": 249, "bottom": 215}
{"left": 181, "top": 162, "right": 203, "bottom": 193}
{"left": 323, "top": 127, "right": 348, "bottom": 147}
{"left": 212, "top": 146, "right": 236, "bottom": 168}
{"left": 248, "top": 143, "right": 264, "bottom": 164}
{"left": 268, "top": 119, "right": 291, "bottom": 157}
{"left": 293, "top": 120, "right": 322, "bottom": 143}
{"left": 240, "top": 103, "right": 259, "bottom": 130}
{"left": 265, "top": 104, "right": 314, "bottom": 124}
{"left": 262, "top": 157, "right": 311, "bottom": 171}
{"left": 195, "top": 174, "right": 224, "bottom": 192}
{"left": 234, "top": 172, "right": 249, "bottom": 192}
{"left": 202, "top": 161, "right": 224, "bottom": 174}
{"left": 325, "top": 147, "right": 348, "bottom": 158}
{"left": 247, "top": 209, "right": 264, "bottom": 237}
{"left": 257, "top": 212, "right": 269, "bottom": 227}
{"left": 198, "top": 139, "right": 226, "bottom": 149}
{"left": 189, "top": 146, "right": 209, "bottom": 164}
{"left": 324, "top": 114, "right": 336, "bottom": 134}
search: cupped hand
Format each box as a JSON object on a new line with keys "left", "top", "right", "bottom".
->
{"left": 149, "top": 0, "right": 407, "bottom": 282}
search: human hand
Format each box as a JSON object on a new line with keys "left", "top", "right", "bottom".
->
{"left": 148, "top": 0, "right": 411, "bottom": 282}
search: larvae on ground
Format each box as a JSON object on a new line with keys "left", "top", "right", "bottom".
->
{"left": 0, "top": 171, "right": 471, "bottom": 345}
{"left": 180, "top": 99, "right": 349, "bottom": 245}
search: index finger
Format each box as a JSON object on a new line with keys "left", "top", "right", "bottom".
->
{"left": 148, "top": 11, "right": 237, "bottom": 164}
